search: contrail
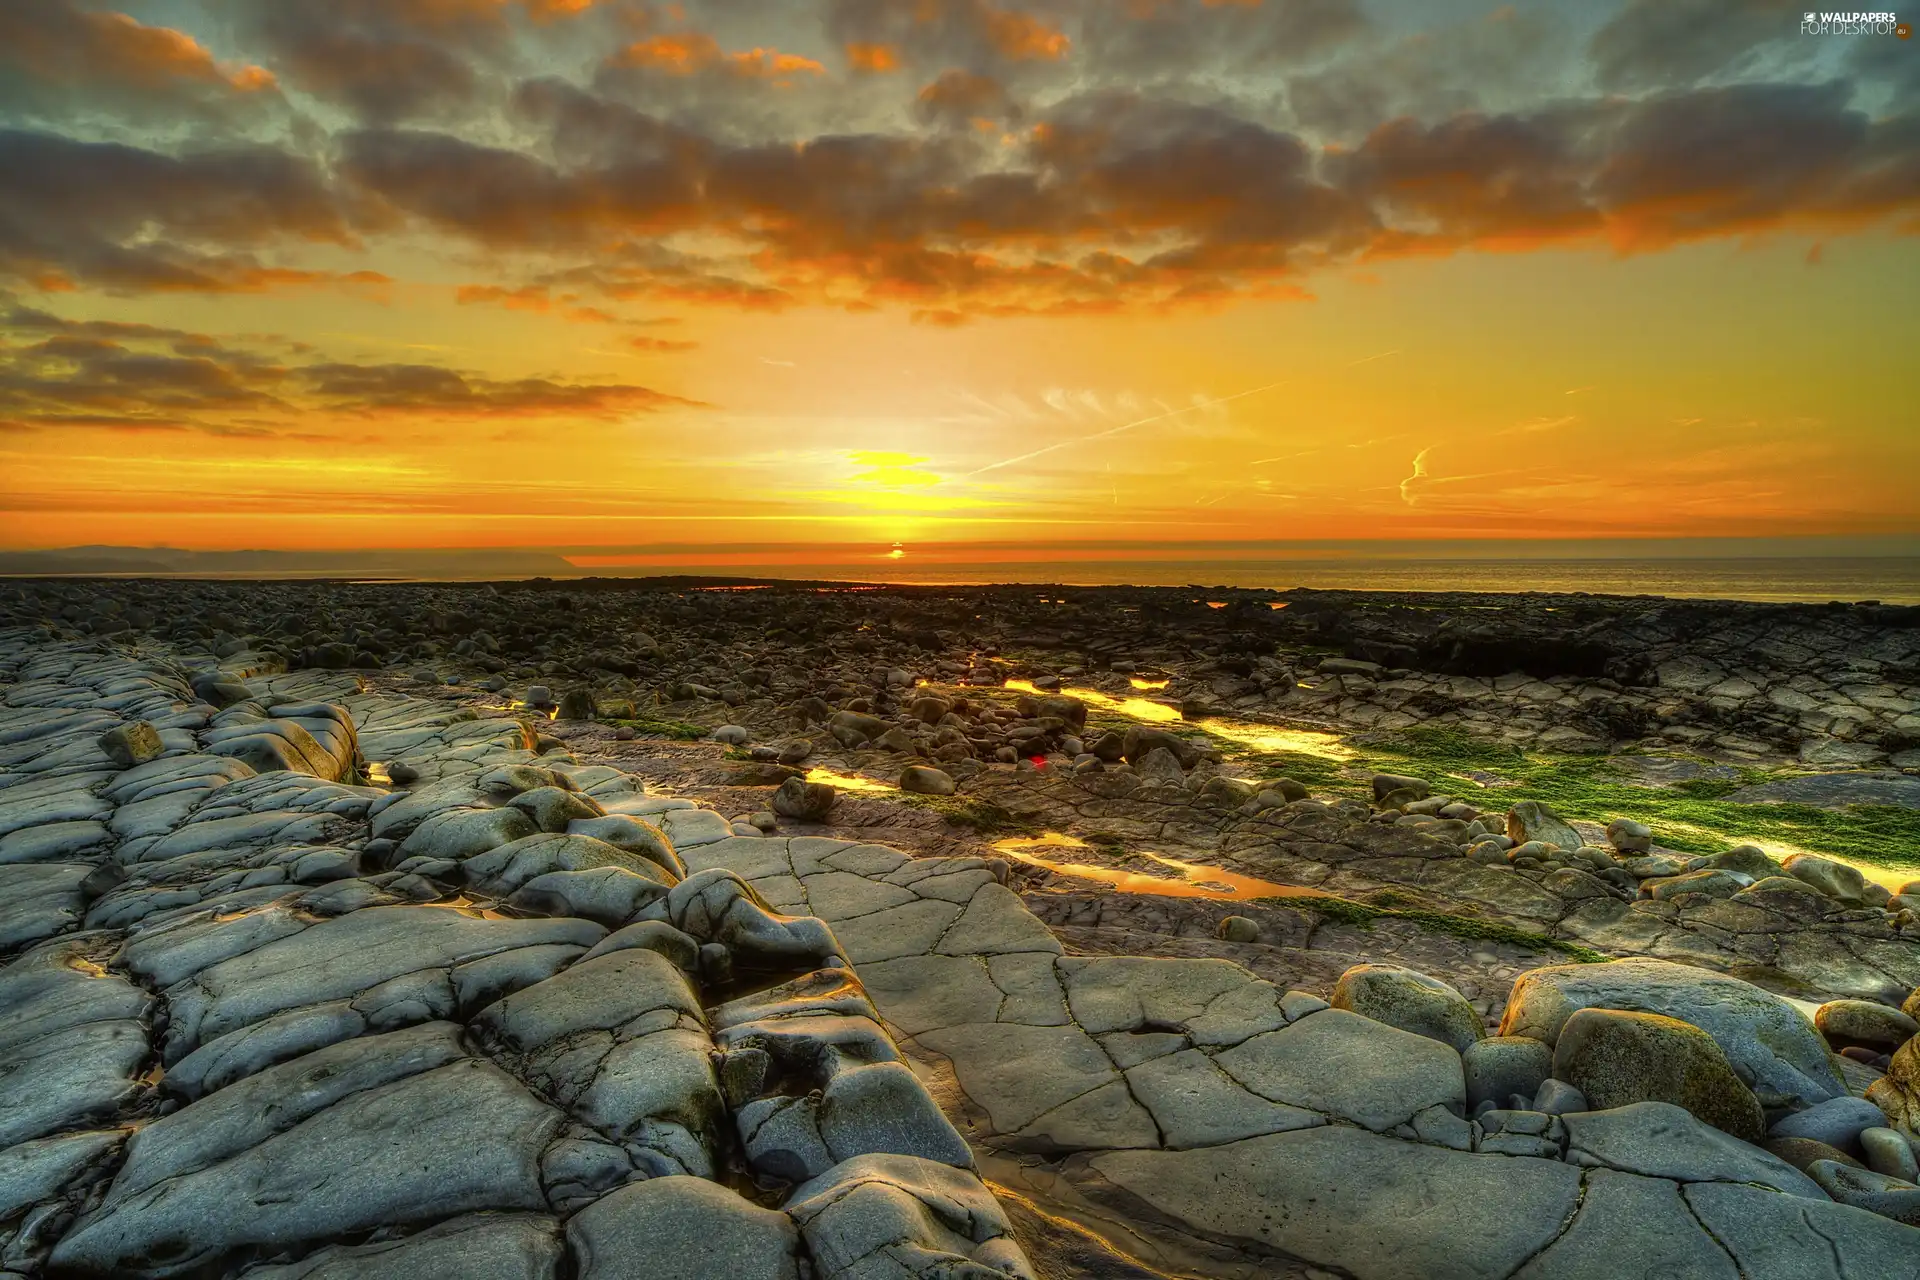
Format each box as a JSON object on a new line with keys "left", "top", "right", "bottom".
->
{"left": 964, "top": 380, "right": 1287, "bottom": 478}
{"left": 1346, "top": 349, "right": 1401, "bottom": 367}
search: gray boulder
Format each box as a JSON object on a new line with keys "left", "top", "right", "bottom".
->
{"left": 1506, "top": 801, "right": 1583, "bottom": 853}
{"left": 772, "top": 777, "right": 835, "bottom": 821}
{"left": 1331, "top": 964, "right": 1485, "bottom": 1053}
{"left": 1500, "top": 957, "right": 1845, "bottom": 1109}
{"left": 1552, "top": 1009, "right": 1764, "bottom": 1141}
{"left": 98, "top": 721, "right": 164, "bottom": 769}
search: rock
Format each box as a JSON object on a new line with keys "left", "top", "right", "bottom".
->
{"left": 1552, "top": 1009, "right": 1764, "bottom": 1141}
{"left": 1508, "top": 1168, "right": 1739, "bottom": 1280}
{"left": 1705, "top": 844, "right": 1783, "bottom": 880}
{"left": 1687, "top": 1179, "right": 1920, "bottom": 1275}
{"left": 97, "top": 721, "right": 164, "bottom": 769}
{"left": 777, "top": 738, "right": 814, "bottom": 765}
{"left": 1605, "top": 818, "right": 1651, "bottom": 853}
{"left": 1371, "top": 773, "right": 1431, "bottom": 802}
{"left": 1866, "top": 1037, "right": 1920, "bottom": 1139}
{"left": 1770, "top": 1096, "right": 1893, "bottom": 1150}
{"left": 1806, "top": 1161, "right": 1920, "bottom": 1226}
{"left": 1094, "top": 1125, "right": 1581, "bottom": 1280}
{"left": 1463, "top": 1036, "right": 1553, "bottom": 1111}
{"left": 1533, "top": 1079, "right": 1588, "bottom": 1115}
{"left": 1330, "top": 963, "right": 1485, "bottom": 1053}
{"left": 1216, "top": 916, "right": 1260, "bottom": 943}
{"left": 1200, "top": 775, "right": 1257, "bottom": 804}
{"left": 1499, "top": 957, "right": 1845, "bottom": 1109}
{"left": 1560, "top": 1101, "right": 1822, "bottom": 1198}
{"left": 50, "top": 1029, "right": 563, "bottom": 1276}
{"left": 1213, "top": 1008, "right": 1466, "bottom": 1133}
{"left": 1782, "top": 853, "right": 1870, "bottom": 903}
{"left": 1121, "top": 726, "right": 1200, "bottom": 769}
{"left": 238, "top": 1213, "right": 562, "bottom": 1278}
{"left": 556, "top": 689, "right": 595, "bottom": 720}
{"left": 713, "top": 725, "right": 751, "bottom": 745}
{"left": 524, "top": 685, "right": 554, "bottom": 709}
{"left": 1133, "top": 746, "right": 1186, "bottom": 784}
{"left": 567, "top": 1176, "right": 800, "bottom": 1280}
{"left": 1506, "top": 800, "right": 1583, "bottom": 853}
{"left": 1863, "top": 1127, "right": 1920, "bottom": 1182}
{"left": 1816, "top": 999, "right": 1919, "bottom": 1052}
{"left": 786, "top": 1154, "right": 1033, "bottom": 1280}
{"left": 1764, "top": 1136, "right": 1863, "bottom": 1173}
{"left": 771, "top": 777, "right": 835, "bottom": 821}
{"left": 898, "top": 765, "right": 956, "bottom": 796}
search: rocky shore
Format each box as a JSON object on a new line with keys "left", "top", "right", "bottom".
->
{"left": 4, "top": 576, "right": 1920, "bottom": 1279}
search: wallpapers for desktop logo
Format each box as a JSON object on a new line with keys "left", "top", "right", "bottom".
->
{"left": 1800, "top": 10, "right": 1909, "bottom": 34}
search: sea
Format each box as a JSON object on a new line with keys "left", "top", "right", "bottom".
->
{"left": 596, "top": 557, "right": 1920, "bottom": 604}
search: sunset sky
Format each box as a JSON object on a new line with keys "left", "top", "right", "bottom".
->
{"left": 1, "top": 0, "right": 1916, "bottom": 569}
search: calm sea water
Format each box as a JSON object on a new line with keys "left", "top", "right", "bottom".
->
{"left": 651, "top": 557, "right": 1920, "bottom": 604}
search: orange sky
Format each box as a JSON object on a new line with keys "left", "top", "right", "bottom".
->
{"left": 2, "top": 0, "right": 1916, "bottom": 558}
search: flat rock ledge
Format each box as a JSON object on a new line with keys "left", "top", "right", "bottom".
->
{"left": 2, "top": 628, "right": 1916, "bottom": 1280}
{"left": 0, "top": 631, "right": 1026, "bottom": 1280}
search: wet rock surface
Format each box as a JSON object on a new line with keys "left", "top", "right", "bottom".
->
{"left": 3, "top": 579, "right": 1920, "bottom": 1278}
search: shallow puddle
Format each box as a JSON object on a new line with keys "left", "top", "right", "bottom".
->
{"left": 992, "top": 832, "right": 1322, "bottom": 901}
{"left": 806, "top": 767, "right": 897, "bottom": 793}
{"left": 1190, "top": 718, "right": 1356, "bottom": 761}
{"left": 1003, "top": 678, "right": 1183, "bottom": 723}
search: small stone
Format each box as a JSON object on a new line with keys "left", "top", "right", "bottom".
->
{"left": 777, "top": 739, "right": 814, "bottom": 765}
{"left": 556, "top": 689, "right": 595, "bottom": 720}
{"left": 1532, "top": 1079, "right": 1589, "bottom": 1116}
{"left": 1816, "top": 999, "right": 1919, "bottom": 1052}
{"left": 1605, "top": 818, "right": 1651, "bottom": 853}
{"left": 772, "top": 777, "right": 835, "bottom": 821}
{"left": 1862, "top": 1127, "right": 1920, "bottom": 1182}
{"left": 98, "top": 720, "right": 165, "bottom": 769}
{"left": 748, "top": 811, "right": 777, "bottom": 833}
{"left": 1782, "top": 853, "right": 1869, "bottom": 903}
{"left": 713, "top": 725, "right": 751, "bottom": 745}
{"left": 1805, "top": 1160, "right": 1920, "bottom": 1226}
{"left": 524, "top": 684, "right": 554, "bottom": 709}
{"left": 1216, "top": 916, "right": 1259, "bottom": 943}
{"left": 1771, "top": 1095, "right": 1897, "bottom": 1150}
{"left": 1463, "top": 1037, "right": 1553, "bottom": 1111}
{"left": 1371, "top": 773, "right": 1431, "bottom": 802}
{"left": 1506, "top": 800, "right": 1583, "bottom": 853}
{"left": 899, "top": 765, "right": 956, "bottom": 796}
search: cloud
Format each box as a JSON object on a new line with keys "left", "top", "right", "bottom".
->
{"left": 0, "top": 298, "right": 700, "bottom": 434}
{"left": 0, "top": 129, "right": 364, "bottom": 293}
{"left": 1398, "top": 446, "right": 1432, "bottom": 506}
{"left": 298, "top": 362, "right": 702, "bottom": 417}
{"left": 0, "top": 0, "right": 282, "bottom": 124}
{"left": 914, "top": 70, "right": 1023, "bottom": 127}
{"left": 1587, "top": 0, "right": 1804, "bottom": 91}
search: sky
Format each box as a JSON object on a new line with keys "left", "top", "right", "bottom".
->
{"left": 1, "top": 0, "right": 1917, "bottom": 569}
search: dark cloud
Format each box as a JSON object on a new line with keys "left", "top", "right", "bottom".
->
{"left": 0, "top": 130, "right": 364, "bottom": 292}
{"left": 229, "top": 0, "right": 519, "bottom": 122}
{"left": 0, "top": 297, "right": 695, "bottom": 433}
{"left": 298, "top": 362, "right": 702, "bottom": 416}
